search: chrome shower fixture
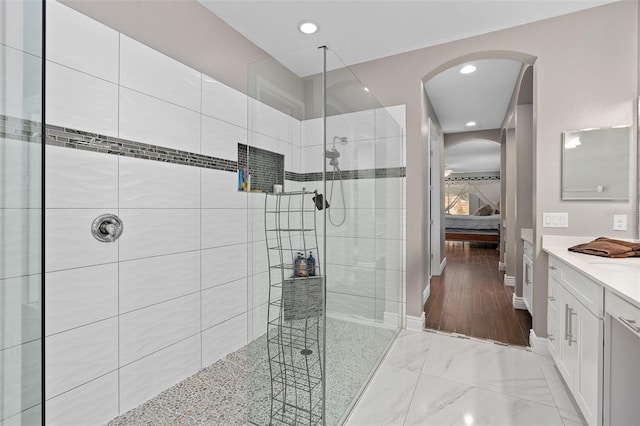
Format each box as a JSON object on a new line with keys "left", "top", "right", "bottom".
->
{"left": 333, "top": 136, "right": 348, "bottom": 145}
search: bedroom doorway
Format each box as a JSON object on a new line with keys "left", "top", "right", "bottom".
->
{"left": 422, "top": 56, "right": 534, "bottom": 346}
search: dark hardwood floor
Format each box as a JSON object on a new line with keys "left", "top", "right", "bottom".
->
{"left": 424, "top": 241, "right": 532, "bottom": 346}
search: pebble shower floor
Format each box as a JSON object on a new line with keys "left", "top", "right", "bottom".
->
{"left": 106, "top": 317, "right": 396, "bottom": 425}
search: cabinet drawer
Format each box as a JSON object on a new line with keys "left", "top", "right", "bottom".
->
{"left": 549, "top": 256, "right": 604, "bottom": 318}
{"left": 606, "top": 291, "right": 640, "bottom": 336}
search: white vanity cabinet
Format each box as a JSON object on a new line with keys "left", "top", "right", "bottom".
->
{"left": 547, "top": 255, "right": 604, "bottom": 426}
{"left": 603, "top": 290, "right": 640, "bottom": 426}
{"left": 523, "top": 240, "right": 533, "bottom": 314}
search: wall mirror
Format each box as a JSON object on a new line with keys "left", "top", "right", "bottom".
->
{"left": 561, "top": 126, "right": 631, "bottom": 200}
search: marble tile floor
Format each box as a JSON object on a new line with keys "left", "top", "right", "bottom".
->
{"left": 345, "top": 330, "right": 587, "bottom": 426}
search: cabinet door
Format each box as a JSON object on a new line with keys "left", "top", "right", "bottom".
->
{"left": 572, "top": 299, "right": 603, "bottom": 426}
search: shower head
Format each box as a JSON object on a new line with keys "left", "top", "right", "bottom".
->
{"left": 325, "top": 147, "right": 340, "bottom": 160}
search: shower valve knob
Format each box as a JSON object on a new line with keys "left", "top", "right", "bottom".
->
{"left": 92, "top": 214, "right": 123, "bottom": 242}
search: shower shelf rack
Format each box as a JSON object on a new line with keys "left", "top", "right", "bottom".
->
{"left": 264, "top": 190, "right": 324, "bottom": 426}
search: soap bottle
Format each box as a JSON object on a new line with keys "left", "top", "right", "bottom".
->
{"left": 307, "top": 251, "right": 316, "bottom": 276}
{"left": 293, "top": 253, "right": 301, "bottom": 277}
{"left": 298, "top": 253, "right": 308, "bottom": 277}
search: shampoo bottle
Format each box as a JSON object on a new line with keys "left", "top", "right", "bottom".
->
{"left": 307, "top": 251, "right": 316, "bottom": 276}
{"left": 298, "top": 253, "right": 308, "bottom": 277}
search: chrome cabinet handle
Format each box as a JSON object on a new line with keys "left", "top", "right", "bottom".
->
{"left": 568, "top": 308, "right": 577, "bottom": 346}
{"left": 619, "top": 317, "right": 640, "bottom": 334}
{"left": 564, "top": 304, "right": 570, "bottom": 341}
{"left": 548, "top": 296, "right": 556, "bottom": 302}
{"left": 548, "top": 334, "right": 555, "bottom": 342}
{"left": 91, "top": 214, "right": 124, "bottom": 242}
{"left": 548, "top": 265, "right": 557, "bottom": 271}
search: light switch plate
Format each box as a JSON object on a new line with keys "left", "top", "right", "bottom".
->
{"left": 543, "top": 212, "right": 569, "bottom": 228}
{"left": 613, "top": 214, "right": 627, "bottom": 231}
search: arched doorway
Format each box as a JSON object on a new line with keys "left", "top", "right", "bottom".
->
{"left": 421, "top": 52, "right": 536, "bottom": 345}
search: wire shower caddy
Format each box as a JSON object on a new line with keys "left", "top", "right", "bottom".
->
{"left": 264, "top": 190, "right": 324, "bottom": 426}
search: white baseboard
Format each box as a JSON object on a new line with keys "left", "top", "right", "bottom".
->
{"left": 406, "top": 313, "right": 425, "bottom": 332}
{"left": 529, "top": 329, "right": 550, "bottom": 355}
{"left": 512, "top": 294, "right": 527, "bottom": 310}
{"left": 383, "top": 311, "right": 400, "bottom": 328}
{"left": 423, "top": 284, "right": 431, "bottom": 304}
{"left": 504, "top": 275, "right": 515, "bottom": 287}
{"left": 439, "top": 257, "right": 447, "bottom": 274}
{"left": 498, "top": 261, "right": 506, "bottom": 271}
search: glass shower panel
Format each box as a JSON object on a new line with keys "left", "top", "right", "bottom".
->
{"left": 246, "top": 46, "right": 325, "bottom": 426}
{"left": 323, "top": 49, "right": 401, "bottom": 425}
{"left": 246, "top": 45, "right": 402, "bottom": 425}
{"left": 0, "top": 1, "right": 43, "bottom": 425}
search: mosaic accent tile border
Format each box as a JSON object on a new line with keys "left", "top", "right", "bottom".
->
{"left": 0, "top": 115, "right": 42, "bottom": 143}
{"left": 45, "top": 124, "right": 239, "bottom": 172}
{"left": 0, "top": 115, "right": 407, "bottom": 181}
{"left": 445, "top": 175, "right": 500, "bottom": 182}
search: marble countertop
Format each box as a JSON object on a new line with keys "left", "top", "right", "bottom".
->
{"left": 521, "top": 228, "right": 533, "bottom": 244}
{"left": 542, "top": 235, "right": 640, "bottom": 309}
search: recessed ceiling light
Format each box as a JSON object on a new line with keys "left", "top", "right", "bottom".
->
{"left": 460, "top": 65, "right": 476, "bottom": 74}
{"left": 364, "top": 87, "right": 370, "bottom": 92}
{"left": 299, "top": 21, "right": 318, "bottom": 34}
{"left": 466, "top": 121, "right": 477, "bottom": 127}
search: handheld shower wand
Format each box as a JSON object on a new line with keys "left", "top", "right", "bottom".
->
{"left": 325, "top": 136, "right": 348, "bottom": 226}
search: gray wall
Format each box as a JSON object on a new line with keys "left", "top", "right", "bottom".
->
{"left": 349, "top": 1, "right": 638, "bottom": 338}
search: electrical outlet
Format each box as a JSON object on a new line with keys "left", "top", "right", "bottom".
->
{"left": 543, "top": 212, "right": 569, "bottom": 228}
{"left": 613, "top": 214, "right": 627, "bottom": 231}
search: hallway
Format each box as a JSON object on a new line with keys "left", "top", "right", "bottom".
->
{"left": 424, "top": 242, "right": 532, "bottom": 346}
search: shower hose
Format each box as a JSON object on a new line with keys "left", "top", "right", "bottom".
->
{"left": 328, "top": 165, "right": 346, "bottom": 226}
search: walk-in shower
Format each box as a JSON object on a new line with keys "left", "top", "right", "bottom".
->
{"left": 2, "top": 3, "right": 404, "bottom": 425}
{"left": 326, "top": 136, "right": 348, "bottom": 226}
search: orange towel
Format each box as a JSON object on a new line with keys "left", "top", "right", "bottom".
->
{"left": 568, "top": 238, "right": 638, "bottom": 258}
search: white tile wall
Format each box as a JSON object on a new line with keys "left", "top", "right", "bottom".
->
{"left": 46, "top": 61, "right": 118, "bottom": 136}
{"left": 119, "top": 87, "right": 200, "bottom": 153}
{"left": 201, "top": 314, "right": 247, "bottom": 367}
{"left": 0, "top": 339, "right": 41, "bottom": 421}
{"left": 201, "top": 74, "right": 247, "bottom": 128}
{"left": 0, "top": 275, "right": 41, "bottom": 351}
{"left": 46, "top": 1, "right": 119, "bottom": 83}
{"left": 45, "top": 317, "right": 118, "bottom": 399}
{"left": 201, "top": 209, "right": 247, "bottom": 249}
{"left": 119, "top": 35, "right": 201, "bottom": 112}
{"left": 326, "top": 109, "right": 375, "bottom": 142}
{"left": 45, "top": 264, "right": 118, "bottom": 336}
{"left": 0, "top": 209, "right": 41, "bottom": 279}
{"left": 0, "top": 138, "right": 42, "bottom": 209}
{"left": 249, "top": 98, "right": 290, "bottom": 142}
{"left": 201, "top": 279, "right": 247, "bottom": 330}
{"left": 45, "top": 145, "right": 118, "bottom": 209}
{"left": 201, "top": 114, "right": 247, "bottom": 161}
{"left": 0, "top": 404, "right": 41, "bottom": 426}
{"left": 118, "top": 209, "right": 200, "bottom": 260}
{"left": 119, "top": 251, "right": 200, "bottom": 313}
{"left": 45, "top": 209, "right": 118, "bottom": 272}
{"left": 46, "top": 372, "right": 118, "bottom": 426}
{"left": 0, "top": 45, "right": 42, "bottom": 122}
{"left": 0, "top": 0, "right": 42, "bottom": 56}
{"left": 201, "top": 168, "right": 247, "bottom": 209}
{"left": 201, "top": 243, "right": 247, "bottom": 290}
{"left": 119, "top": 157, "right": 200, "bottom": 209}
{"left": 119, "top": 293, "right": 200, "bottom": 365}
{"left": 119, "top": 335, "right": 201, "bottom": 414}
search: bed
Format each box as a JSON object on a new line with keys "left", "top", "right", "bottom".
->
{"left": 445, "top": 213, "right": 501, "bottom": 243}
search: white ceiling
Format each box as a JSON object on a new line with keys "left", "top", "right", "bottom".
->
{"left": 425, "top": 59, "right": 523, "bottom": 133}
{"left": 445, "top": 139, "right": 501, "bottom": 174}
{"left": 198, "top": 0, "right": 614, "bottom": 170}
{"left": 198, "top": 0, "right": 616, "bottom": 77}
